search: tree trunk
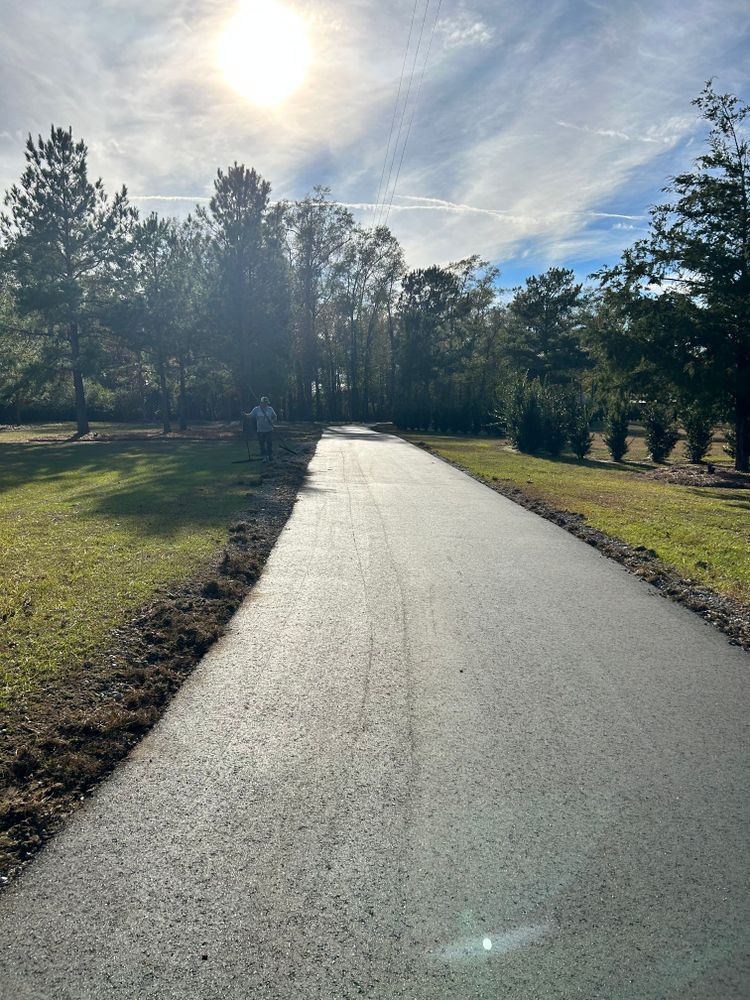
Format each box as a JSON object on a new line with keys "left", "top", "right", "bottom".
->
{"left": 136, "top": 354, "right": 147, "bottom": 423}
{"left": 314, "top": 375, "right": 322, "bottom": 421}
{"left": 386, "top": 303, "right": 396, "bottom": 419}
{"left": 68, "top": 323, "right": 89, "bottom": 436}
{"left": 178, "top": 356, "right": 188, "bottom": 431}
{"left": 349, "top": 316, "right": 358, "bottom": 421}
{"left": 159, "top": 361, "right": 171, "bottom": 434}
{"left": 239, "top": 384, "right": 252, "bottom": 414}
{"left": 736, "top": 392, "right": 750, "bottom": 472}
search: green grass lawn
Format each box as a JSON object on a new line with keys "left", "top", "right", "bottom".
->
{"left": 403, "top": 432, "right": 750, "bottom": 604}
{"left": 0, "top": 425, "right": 263, "bottom": 707}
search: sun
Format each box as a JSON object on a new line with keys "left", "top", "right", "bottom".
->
{"left": 218, "top": 0, "right": 311, "bottom": 107}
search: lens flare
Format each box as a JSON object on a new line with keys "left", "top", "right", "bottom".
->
{"left": 218, "top": 1, "right": 310, "bottom": 106}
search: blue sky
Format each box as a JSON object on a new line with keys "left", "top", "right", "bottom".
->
{"left": 1, "top": 0, "right": 749, "bottom": 286}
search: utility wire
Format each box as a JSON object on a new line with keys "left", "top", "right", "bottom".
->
{"left": 371, "top": 0, "right": 420, "bottom": 224}
{"left": 383, "top": 0, "right": 444, "bottom": 227}
{"left": 375, "top": 0, "right": 432, "bottom": 228}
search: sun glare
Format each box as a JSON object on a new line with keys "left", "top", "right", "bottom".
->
{"left": 218, "top": 0, "right": 310, "bottom": 107}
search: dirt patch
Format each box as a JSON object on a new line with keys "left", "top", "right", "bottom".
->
{"left": 0, "top": 428, "right": 320, "bottom": 886}
{"left": 641, "top": 463, "right": 749, "bottom": 489}
{"left": 413, "top": 440, "right": 750, "bottom": 654}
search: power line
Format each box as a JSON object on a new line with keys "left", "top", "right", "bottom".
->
{"left": 375, "top": 0, "right": 432, "bottom": 228}
{"left": 383, "top": 0, "right": 444, "bottom": 227}
{"left": 371, "top": 0, "right": 420, "bottom": 224}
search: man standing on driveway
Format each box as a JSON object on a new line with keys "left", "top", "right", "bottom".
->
{"left": 249, "top": 396, "right": 277, "bottom": 462}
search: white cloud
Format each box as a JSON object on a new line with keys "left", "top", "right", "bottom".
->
{"left": 556, "top": 116, "right": 694, "bottom": 145}
{"left": 0, "top": 0, "right": 747, "bottom": 272}
{"left": 437, "top": 11, "right": 494, "bottom": 49}
{"left": 557, "top": 120, "right": 658, "bottom": 143}
{"left": 131, "top": 194, "right": 210, "bottom": 203}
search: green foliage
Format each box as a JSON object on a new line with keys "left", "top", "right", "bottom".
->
{"left": 394, "top": 256, "right": 500, "bottom": 432}
{"left": 594, "top": 84, "right": 750, "bottom": 471}
{"left": 567, "top": 400, "right": 593, "bottom": 459}
{"left": 502, "top": 268, "right": 589, "bottom": 383}
{"left": 0, "top": 126, "right": 134, "bottom": 434}
{"left": 540, "top": 384, "right": 569, "bottom": 456}
{"left": 723, "top": 425, "right": 736, "bottom": 459}
{"left": 502, "top": 377, "right": 545, "bottom": 453}
{"left": 1, "top": 92, "right": 747, "bottom": 443}
{"left": 289, "top": 189, "right": 354, "bottom": 420}
{"left": 603, "top": 401, "right": 630, "bottom": 462}
{"left": 205, "top": 164, "right": 292, "bottom": 410}
{"left": 643, "top": 403, "right": 679, "bottom": 463}
{"left": 681, "top": 403, "right": 715, "bottom": 463}
{"left": 499, "top": 377, "right": 574, "bottom": 456}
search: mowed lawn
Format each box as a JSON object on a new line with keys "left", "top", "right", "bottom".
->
{"left": 402, "top": 431, "right": 750, "bottom": 604}
{"left": 0, "top": 426, "right": 262, "bottom": 707}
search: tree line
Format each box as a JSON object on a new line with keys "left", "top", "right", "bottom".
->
{"left": 1, "top": 83, "right": 747, "bottom": 471}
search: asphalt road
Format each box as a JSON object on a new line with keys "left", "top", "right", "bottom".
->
{"left": 1, "top": 425, "right": 749, "bottom": 999}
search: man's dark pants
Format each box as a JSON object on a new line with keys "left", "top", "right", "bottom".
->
{"left": 258, "top": 431, "right": 273, "bottom": 459}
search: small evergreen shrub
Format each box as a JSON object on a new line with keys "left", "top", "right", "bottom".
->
{"left": 503, "top": 377, "right": 545, "bottom": 453}
{"left": 643, "top": 402, "right": 679, "bottom": 463}
{"left": 501, "top": 378, "right": 584, "bottom": 457}
{"left": 568, "top": 401, "right": 593, "bottom": 459}
{"left": 681, "top": 404, "right": 714, "bottom": 463}
{"left": 723, "top": 425, "right": 736, "bottom": 460}
{"left": 603, "top": 402, "right": 630, "bottom": 462}
{"left": 540, "top": 385, "right": 568, "bottom": 456}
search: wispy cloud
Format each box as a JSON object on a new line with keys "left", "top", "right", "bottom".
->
{"left": 556, "top": 117, "right": 693, "bottom": 145}
{"left": 557, "top": 120, "right": 659, "bottom": 143}
{"left": 131, "top": 194, "right": 210, "bottom": 202}
{"left": 0, "top": 0, "right": 747, "bottom": 275}
{"left": 437, "top": 10, "right": 494, "bottom": 49}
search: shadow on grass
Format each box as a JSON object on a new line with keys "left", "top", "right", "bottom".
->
{"left": 693, "top": 489, "right": 750, "bottom": 510}
{"left": 537, "top": 452, "right": 650, "bottom": 474}
{"left": 0, "top": 439, "right": 261, "bottom": 538}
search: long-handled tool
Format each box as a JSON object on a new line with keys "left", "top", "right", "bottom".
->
{"left": 230, "top": 384, "right": 303, "bottom": 461}
{"left": 232, "top": 436, "right": 262, "bottom": 463}
{"left": 275, "top": 431, "right": 303, "bottom": 456}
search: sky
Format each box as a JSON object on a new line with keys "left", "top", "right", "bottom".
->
{"left": 1, "top": 0, "right": 749, "bottom": 287}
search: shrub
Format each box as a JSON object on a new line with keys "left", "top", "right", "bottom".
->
{"left": 723, "top": 425, "right": 736, "bottom": 460}
{"left": 568, "top": 400, "right": 593, "bottom": 459}
{"left": 540, "top": 385, "right": 568, "bottom": 456}
{"left": 501, "top": 378, "right": 583, "bottom": 456}
{"left": 681, "top": 404, "right": 714, "bottom": 463}
{"left": 643, "top": 402, "right": 679, "bottom": 463}
{"left": 603, "top": 401, "right": 630, "bottom": 462}
{"left": 503, "top": 377, "right": 545, "bottom": 453}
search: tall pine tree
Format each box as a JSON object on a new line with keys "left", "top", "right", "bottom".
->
{"left": 1, "top": 126, "right": 133, "bottom": 435}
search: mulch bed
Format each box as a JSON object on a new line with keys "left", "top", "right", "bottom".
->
{"left": 641, "top": 463, "right": 749, "bottom": 489}
{"left": 0, "top": 431, "right": 320, "bottom": 886}
{"left": 414, "top": 441, "right": 750, "bottom": 653}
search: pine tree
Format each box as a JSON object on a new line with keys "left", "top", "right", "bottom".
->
{"left": 596, "top": 85, "right": 750, "bottom": 471}
{"left": 1, "top": 126, "right": 133, "bottom": 435}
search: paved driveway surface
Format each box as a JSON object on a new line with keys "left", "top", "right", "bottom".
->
{"left": 1, "top": 425, "right": 748, "bottom": 999}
